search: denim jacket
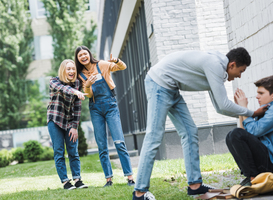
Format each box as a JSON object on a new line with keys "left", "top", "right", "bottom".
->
{"left": 243, "top": 101, "right": 273, "bottom": 163}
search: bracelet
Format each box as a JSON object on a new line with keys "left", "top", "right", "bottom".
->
{"left": 114, "top": 58, "right": 119, "bottom": 64}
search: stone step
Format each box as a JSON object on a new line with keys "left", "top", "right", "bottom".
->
{"left": 87, "top": 147, "right": 139, "bottom": 160}
{"left": 109, "top": 150, "right": 138, "bottom": 159}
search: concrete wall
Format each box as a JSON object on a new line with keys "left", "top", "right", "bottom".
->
{"left": 223, "top": 0, "right": 273, "bottom": 110}
{"left": 115, "top": 121, "right": 237, "bottom": 160}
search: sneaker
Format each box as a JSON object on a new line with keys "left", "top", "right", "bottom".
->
{"left": 63, "top": 181, "right": 76, "bottom": 190}
{"left": 240, "top": 177, "right": 252, "bottom": 186}
{"left": 75, "top": 180, "right": 88, "bottom": 189}
{"left": 103, "top": 180, "right": 113, "bottom": 187}
{"left": 128, "top": 179, "right": 135, "bottom": 186}
{"left": 187, "top": 183, "right": 214, "bottom": 195}
{"left": 132, "top": 191, "right": 156, "bottom": 200}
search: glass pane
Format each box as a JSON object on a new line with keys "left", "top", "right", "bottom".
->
{"left": 37, "top": 0, "right": 44, "bottom": 9}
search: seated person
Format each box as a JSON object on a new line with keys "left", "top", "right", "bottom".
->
{"left": 226, "top": 75, "right": 273, "bottom": 186}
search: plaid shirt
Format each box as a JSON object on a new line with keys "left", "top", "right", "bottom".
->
{"left": 47, "top": 77, "right": 81, "bottom": 130}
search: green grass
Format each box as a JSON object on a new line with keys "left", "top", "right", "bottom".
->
{"left": 0, "top": 153, "right": 241, "bottom": 200}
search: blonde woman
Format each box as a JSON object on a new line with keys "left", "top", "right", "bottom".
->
{"left": 47, "top": 59, "right": 88, "bottom": 190}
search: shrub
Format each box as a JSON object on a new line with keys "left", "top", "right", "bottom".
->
{"left": 12, "top": 147, "right": 24, "bottom": 163}
{"left": 0, "top": 149, "right": 12, "bottom": 167}
{"left": 23, "top": 140, "right": 43, "bottom": 162}
{"left": 78, "top": 121, "right": 88, "bottom": 157}
{"left": 40, "top": 146, "right": 54, "bottom": 161}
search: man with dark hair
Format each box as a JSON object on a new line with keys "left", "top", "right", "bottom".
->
{"left": 226, "top": 75, "right": 273, "bottom": 187}
{"left": 133, "top": 47, "right": 268, "bottom": 200}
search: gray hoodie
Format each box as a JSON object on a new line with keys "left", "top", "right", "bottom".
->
{"left": 148, "top": 50, "right": 253, "bottom": 117}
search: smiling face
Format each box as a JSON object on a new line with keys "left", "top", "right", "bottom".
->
{"left": 256, "top": 86, "right": 273, "bottom": 106}
{"left": 226, "top": 62, "right": 247, "bottom": 81}
{"left": 77, "top": 50, "right": 90, "bottom": 66}
{"left": 65, "top": 62, "right": 76, "bottom": 81}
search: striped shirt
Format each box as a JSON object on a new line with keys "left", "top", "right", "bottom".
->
{"left": 47, "top": 77, "right": 81, "bottom": 130}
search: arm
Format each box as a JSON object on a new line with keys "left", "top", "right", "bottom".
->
{"left": 235, "top": 89, "right": 272, "bottom": 136}
{"left": 243, "top": 106, "right": 273, "bottom": 137}
{"left": 108, "top": 53, "right": 127, "bottom": 72}
{"left": 82, "top": 81, "right": 93, "bottom": 98}
{"left": 50, "top": 77, "right": 76, "bottom": 95}
{"left": 239, "top": 116, "right": 245, "bottom": 129}
{"left": 71, "top": 96, "right": 81, "bottom": 130}
{"left": 50, "top": 77, "right": 86, "bottom": 100}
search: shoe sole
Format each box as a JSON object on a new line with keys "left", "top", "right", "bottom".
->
{"left": 77, "top": 185, "right": 88, "bottom": 189}
{"left": 66, "top": 186, "right": 76, "bottom": 190}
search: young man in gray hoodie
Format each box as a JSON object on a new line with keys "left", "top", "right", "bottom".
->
{"left": 132, "top": 47, "right": 268, "bottom": 200}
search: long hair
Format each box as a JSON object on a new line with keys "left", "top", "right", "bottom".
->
{"left": 74, "top": 46, "right": 99, "bottom": 77}
{"left": 58, "top": 59, "right": 77, "bottom": 83}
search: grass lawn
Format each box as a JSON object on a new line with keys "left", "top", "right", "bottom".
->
{"left": 0, "top": 153, "right": 242, "bottom": 200}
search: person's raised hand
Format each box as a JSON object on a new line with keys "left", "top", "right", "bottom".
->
{"left": 108, "top": 53, "right": 118, "bottom": 63}
{"left": 234, "top": 88, "right": 248, "bottom": 107}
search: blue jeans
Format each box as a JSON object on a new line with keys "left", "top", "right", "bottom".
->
{"left": 135, "top": 75, "right": 202, "bottom": 192}
{"left": 48, "top": 121, "right": 81, "bottom": 183}
{"left": 90, "top": 97, "right": 133, "bottom": 178}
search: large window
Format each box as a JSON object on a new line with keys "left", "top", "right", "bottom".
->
{"left": 112, "top": 2, "right": 150, "bottom": 134}
{"left": 86, "top": 0, "right": 97, "bottom": 11}
{"left": 33, "top": 35, "right": 53, "bottom": 60}
{"left": 35, "top": 0, "right": 46, "bottom": 18}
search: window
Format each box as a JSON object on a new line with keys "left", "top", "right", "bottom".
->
{"left": 86, "top": 0, "right": 97, "bottom": 11}
{"left": 33, "top": 35, "right": 53, "bottom": 60}
{"left": 35, "top": 0, "right": 46, "bottom": 17}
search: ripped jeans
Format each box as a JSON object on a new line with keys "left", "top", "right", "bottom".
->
{"left": 90, "top": 97, "right": 133, "bottom": 178}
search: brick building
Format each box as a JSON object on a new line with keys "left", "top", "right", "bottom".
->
{"left": 97, "top": 0, "right": 234, "bottom": 133}
{"left": 96, "top": 0, "right": 273, "bottom": 159}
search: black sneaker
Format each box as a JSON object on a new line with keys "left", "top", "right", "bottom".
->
{"left": 75, "top": 180, "right": 88, "bottom": 189}
{"left": 128, "top": 179, "right": 135, "bottom": 186}
{"left": 240, "top": 177, "right": 252, "bottom": 186}
{"left": 132, "top": 191, "right": 156, "bottom": 200}
{"left": 187, "top": 183, "right": 214, "bottom": 195}
{"left": 103, "top": 180, "right": 113, "bottom": 187}
{"left": 63, "top": 181, "right": 76, "bottom": 190}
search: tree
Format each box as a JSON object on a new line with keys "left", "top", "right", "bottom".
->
{"left": 82, "top": 19, "right": 97, "bottom": 53}
{"left": 41, "top": 0, "right": 97, "bottom": 122}
{"left": 26, "top": 81, "right": 47, "bottom": 127}
{"left": 0, "top": 0, "right": 33, "bottom": 130}
{"left": 41, "top": 0, "right": 87, "bottom": 75}
{"left": 78, "top": 120, "right": 88, "bottom": 157}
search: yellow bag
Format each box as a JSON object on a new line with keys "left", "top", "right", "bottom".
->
{"left": 230, "top": 172, "right": 273, "bottom": 198}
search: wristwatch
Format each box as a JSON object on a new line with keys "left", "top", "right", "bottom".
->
{"left": 114, "top": 58, "right": 119, "bottom": 64}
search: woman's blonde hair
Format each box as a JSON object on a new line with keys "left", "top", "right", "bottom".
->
{"left": 58, "top": 59, "right": 77, "bottom": 83}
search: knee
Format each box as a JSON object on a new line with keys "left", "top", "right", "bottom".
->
{"left": 114, "top": 140, "right": 126, "bottom": 151}
{"left": 226, "top": 128, "right": 244, "bottom": 143}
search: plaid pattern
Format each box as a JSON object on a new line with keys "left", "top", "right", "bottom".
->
{"left": 47, "top": 77, "right": 81, "bottom": 130}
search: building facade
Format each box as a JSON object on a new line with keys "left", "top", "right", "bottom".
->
{"left": 224, "top": 0, "right": 273, "bottom": 110}
{"left": 97, "top": 0, "right": 236, "bottom": 136}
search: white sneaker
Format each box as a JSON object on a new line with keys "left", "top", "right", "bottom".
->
{"left": 144, "top": 191, "right": 156, "bottom": 200}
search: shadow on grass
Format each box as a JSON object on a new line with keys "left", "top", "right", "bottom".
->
{"left": 0, "top": 154, "right": 104, "bottom": 179}
{"left": 0, "top": 178, "right": 194, "bottom": 200}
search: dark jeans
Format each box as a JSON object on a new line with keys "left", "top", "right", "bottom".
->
{"left": 226, "top": 128, "right": 273, "bottom": 178}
